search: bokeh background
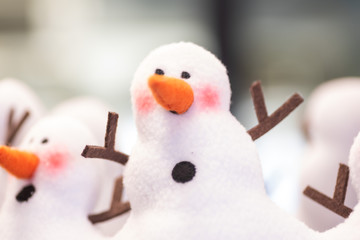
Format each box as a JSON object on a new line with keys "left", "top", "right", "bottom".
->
{"left": 1, "top": 0, "right": 360, "bottom": 214}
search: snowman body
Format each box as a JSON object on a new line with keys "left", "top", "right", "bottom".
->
{"left": 0, "top": 178, "right": 101, "bottom": 240}
{"left": 119, "top": 111, "right": 317, "bottom": 240}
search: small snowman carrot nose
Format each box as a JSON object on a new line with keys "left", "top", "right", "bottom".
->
{"left": 148, "top": 74, "right": 194, "bottom": 114}
{"left": 0, "top": 146, "right": 39, "bottom": 179}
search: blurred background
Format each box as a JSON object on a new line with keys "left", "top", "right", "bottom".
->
{"left": 1, "top": 0, "right": 360, "bottom": 216}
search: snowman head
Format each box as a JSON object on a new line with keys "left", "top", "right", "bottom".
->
{"left": 304, "top": 78, "right": 360, "bottom": 148}
{"left": 0, "top": 116, "right": 102, "bottom": 211}
{"left": 131, "top": 42, "right": 231, "bottom": 133}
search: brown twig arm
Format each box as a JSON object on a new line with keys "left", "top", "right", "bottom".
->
{"left": 84, "top": 112, "right": 131, "bottom": 223}
{"left": 88, "top": 176, "right": 131, "bottom": 224}
{"left": 303, "top": 164, "right": 353, "bottom": 218}
{"left": 247, "top": 81, "right": 304, "bottom": 141}
{"left": 82, "top": 112, "right": 129, "bottom": 165}
{"left": 6, "top": 108, "right": 30, "bottom": 146}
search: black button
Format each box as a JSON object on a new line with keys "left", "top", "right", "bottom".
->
{"left": 172, "top": 161, "right": 196, "bottom": 183}
{"left": 16, "top": 184, "right": 36, "bottom": 202}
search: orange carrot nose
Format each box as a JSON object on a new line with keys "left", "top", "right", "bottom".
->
{"left": 148, "top": 74, "right": 194, "bottom": 114}
{"left": 0, "top": 146, "right": 39, "bottom": 179}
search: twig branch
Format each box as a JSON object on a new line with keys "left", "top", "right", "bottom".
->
{"left": 83, "top": 112, "right": 130, "bottom": 223}
{"left": 247, "top": 81, "right": 304, "bottom": 141}
{"left": 88, "top": 176, "right": 131, "bottom": 224}
{"left": 303, "top": 164, "right": 353, "bottom": 218}
{"left": 6, "top": 108, "right": 30, "bottom": 146}
{"left": 82, "top": 112, "right": 128, "bottom": 165}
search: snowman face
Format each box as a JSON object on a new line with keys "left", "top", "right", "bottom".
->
{"left": 21, "top": 117, "right": 86, "bottom": 178}
{"left": 1, "top": 116, "right": 100, "bottom": 204}
{"left": 131, "top": 42, "right": 231, "bottom": 117}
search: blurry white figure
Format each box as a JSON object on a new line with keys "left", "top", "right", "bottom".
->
{"left": 298, "top": 78, "right": 360, "bottom": 231}
{"left": 0, "top": 116, "right": 105, "bottom": 239}
{"left": 0, "top": 78, "right": 44, "bottom": 209}
{"left": 51, "top": 96, "right": 129, "bottom": 236}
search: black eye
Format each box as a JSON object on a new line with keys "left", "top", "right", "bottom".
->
{"left": 172, "top": 161, "right": 196, "bottom": 183}
{"left": 16, "top": 184, "right": 36, "bottom": 202}
{"left": 181, "top": 71, "right": 191, "bottom": 79}
{"left": 41, "top": 138, "right": 48, "bottom": 144}
{"left": 155, "top": 68, "right": 164, "bottom": 75}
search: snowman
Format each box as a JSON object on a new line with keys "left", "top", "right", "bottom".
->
{"left": 298, "top": 78, "right": 360, "bottom": 231}
{"left": 0, "top": 78, "right": 45, "bottom": 209}
{"left": 0, "top": 116, "right": 105, "bottom": 240}
{"left": 51, "top": 96, "right": 129, "bottom": 236}
{"left": 318, "top": 131, "right": 360, "bottom": 240}
{"left": 108, "top": 42, "right": 319, "bottom": 240}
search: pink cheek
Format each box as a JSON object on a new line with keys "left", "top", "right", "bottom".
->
{"left": 135, "top": 94, "right": 155, "bottom": 115}
{"left": 41, "top": 151, "right": 69, "bottom": 174}
{"left": 197, "top": 85, "right": 220, "bottom": 110}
